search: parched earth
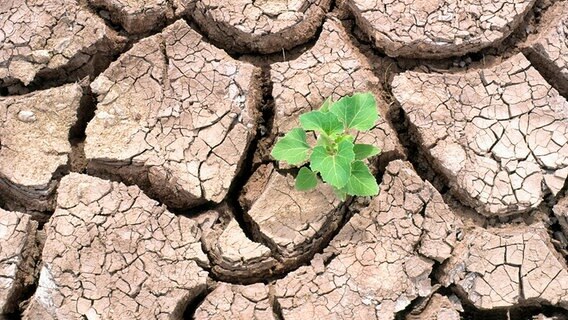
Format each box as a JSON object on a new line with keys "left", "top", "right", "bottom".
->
{"left": 0, "top": 0, "right": 567, "bottom": 319}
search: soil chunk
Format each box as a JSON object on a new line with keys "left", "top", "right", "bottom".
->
{"left": 522, "top": 1, "right": 568, "bottom": 96}
{"left": 191, "top": 0, "right": 331, "bottom": 53}
{"left": 0, "top": 209, "right": 39, "bottom": 314}
{"left": 346, "top": 0, "right": 535, "bottom": 58}
{"left": 393, "top": 53, "right": 568, "bottom": 216}
{"left": 438, "top": 222, "right": 568, "bottom": 309}
{"left": 0, "top": 84, "right": 82, "bottom": 211}
{"left": 0, "top": 0, "right": 125, "bottom": 88}
{"left": 85, "top": 20, "right": 261, "bottom": 209}
{"left": 194, "top": 283, "right": 275, "bottom": 320}
{"left": 24, "top": 173, "right": 208, "bottom": 320}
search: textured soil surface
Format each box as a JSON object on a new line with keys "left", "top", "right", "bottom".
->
{"left": 1, "top": 0, "right": 567, "bottom": 319}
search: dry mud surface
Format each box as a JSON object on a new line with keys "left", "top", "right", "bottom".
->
{"left": 0, "top": 0, "right": 567, "bottom": 319}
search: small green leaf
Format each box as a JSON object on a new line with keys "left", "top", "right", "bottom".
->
{"left": 319, "top": 97, "right": 333, "bottom": 113}
{"left": 345, "top": 161, "right": 379, "bottom": 196}
{"left": 333, "top": 187, "right": 348, "bottom": 201}
{"left": 271, "top": 128, "right": 311, "bottom": 165}
{"left": 330, "top": 92, "right": 379, "bottom": 131}
{"left": 299, "top": 111, "right": 344, "bottom": 136}
{"left": 310, "top": 140, "right": 355, "bottom": 188}
{"left": 353, "top": 144, "right": 381, "bottom": 160}
{"left": 295, "top": 167, "right": 318, "bottom": 191}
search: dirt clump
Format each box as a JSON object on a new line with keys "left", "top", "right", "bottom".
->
{"left": 194, "top": 282, "right": 275, "bottom": 320}
{"left": 23, "top": 173, "right": 208, "bottom": 320}
{"left": 438, "top": 222, "right": 568, "bottom": 310}
{"left": 393, "top": 53, "right": 568, "bottom": 216}
{"left": 346, "top": 0, "right": 535, "bottom": 58}
{"left": 191, "top": 0, "right": 332, "bottom": 54}
{"left": 0, "top": 84, "right": 83, "bottom": 211}
{"left": 85, "top": 19, "right": 262, "bottom": 209}
{"left": 0, "top": 0, "right": 125, "bottom": 90}
{"left": 0, "top": 209, "right": 40, "bottom": 314}
{"left": 522, "top": 1, "right": 568, "bottom": 96}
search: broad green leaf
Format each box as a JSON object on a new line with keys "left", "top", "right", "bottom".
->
{"left": 345, "top": 161, "right": 379, "bottom": 196}
{"left": 295, "top": 167, "right": 318, "bottom": 191}
{"left": 310, "top": 140, "right": 355, "bottom": 188}
{"left": 319, "top": 97, "right": 333, "bottom": 113}
{"left": 333, "top": 187, "right": 347, "bottom": 201}
{"left": 353, "top": 144, "right": 381, "bottom": 160}
{"left": 271, "top": 128, "right": 311, "bottom": 165}
{"left": 299, "top": 111, "right": 343, "bottom": 136}
{"left": 330, "top": 92, "right": 379, "bottom": 131}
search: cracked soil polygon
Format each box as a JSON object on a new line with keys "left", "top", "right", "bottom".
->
{"left": 0, "top": 83, "right": 82, "bottom": 212}
{"left": 271, "top": 18, "right": 405, "bottom": 169}
{"left": 240, "top": 163, "right": 345, "bottom": 265}
{"left": 405, "top": 293, "right": 461, "bottom": 320}
{"left": 438, "top": 222, "right": 568, "bottom": 310}
{"left": 190, "top": 0, "right": 331, "bottom": 54}
{"left": 0, "top": 209, "right": 39, "bottom": 314}
{"left": 194, "top": 282, "right": 275, "bottom": 320}
{"left": 87, "top": 0, "right": 185, "bottom": 34}
{"left": 23, "top": 173, "right": 208, "bottom": 320}
{"left": 196, "top": 206, "right": 280, "bottom": 283}
{"left": 0, "top": 0, "right": 125, "bottom": 88}
{"left": 522, "top": 0, "right": 568, "bottom": 96}
{"left": 393, "top": 53, "right": 568, "bottom": 216}
{"left": 273, "top": 160, "right": 462, "bottom": 320}
{"left": 85, "top": 19, "right": 261, "bottom": 209}
{"left": 347, "top": 0, "right": 535, "bottom": 58}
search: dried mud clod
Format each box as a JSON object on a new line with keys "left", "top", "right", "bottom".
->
{"left": 346, "top": 0, "right": 536, "bottom": 58}
{"left": 522, "top": 0, "right": 568, "bottom": 97}
{"left": 438, "top": 222, "right": 568, "bottom": 310}
{"left": 0, "top": 209, "right": 40, "bottom": 314}
{"left": 272, "top": 160, "right": 462, "bottom": 320}
{"left": 23, "top": 173, "right": 209, "bottom": 320}
{"left": 405, "top": 293, "right": 462, "bottom": 320}
{"left": 197, "top": 163, "right": 346, "bottom": 283}
{"left": 0, "top": 84, "right": 83, "bottom": 212}
{"left": 0, "top": 0, "right": 126, "bottom": 91}
{"left": 393, "top": 53, "right": 568, "bottom": 217}
{"left": 194, "top": 282, "right": 276, "bottom": 320}
{"left": 196, "top": 206, "right": 281, "bottom": 283}
{"left": 86, "top": 0, "right": 192, "bottom": 34}
{"left": 270, "top": 17, "right": 405, "bottom": 170}
{"left": 84, "top": 19, "right": 262, "bottom": 209}
{"left": 190, "top": 0, "right": 332, "bottom": 54}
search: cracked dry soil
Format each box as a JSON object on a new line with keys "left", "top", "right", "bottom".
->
{"left": 1, "top": 0, "right": 568, "bottom": 319}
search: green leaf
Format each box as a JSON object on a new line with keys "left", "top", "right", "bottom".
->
{"left": 336, "top": 134, "right": 355, "bottom": 144}
{"left": 319, "top": 97, "right": 333, "bottom": 113}
{"left": 333, "top": 187, "right": 348, "bottom": 201}
{"left": 330, "top": 92, "right": 379, "bottom": 131}
{"left": 353, "top": 144, "right": 381, "bottom": 160}
{"left": 295, "top": 167, "right": 318, "bottom": 191}
{"left": 271, "top": 128, "right": 311, "bottom": 165}
{"left": 345, "top": 161, "right": 379, "bottom": 196}
{"left": 310, "top": 140, "right": 355, "bottom": 188}
{"left": 299, "top": 111, "right": 344, "bottom": 136}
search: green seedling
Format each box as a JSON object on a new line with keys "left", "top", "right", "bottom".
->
{"left": 271, "top": 92, "right": 381, "bottom": 200}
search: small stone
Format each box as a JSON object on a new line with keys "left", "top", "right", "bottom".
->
{"left": 17, "top": 110, "right": 36, "bottom": 123}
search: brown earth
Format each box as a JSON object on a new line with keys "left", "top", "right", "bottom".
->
{"left": 0, "top": 0, "right": 567, "bottom": 319}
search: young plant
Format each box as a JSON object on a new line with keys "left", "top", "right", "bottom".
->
{"left": 271, "top": 92, "right": 381, "bottom": 200}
